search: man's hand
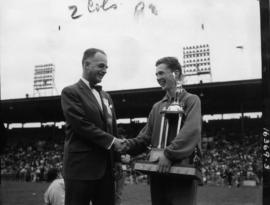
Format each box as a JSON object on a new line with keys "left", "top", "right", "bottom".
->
{"left": 121, "top": 154, "right": 131, "bottom": 164}
{"left": 157, "top": 152, "right": 171, "bottom": 173}
{"left": 122, "top": 139, "right": 133, "bottom": 153}
{"left": 114, "top": 139, "right": 134, "bottom": 153}
{"left": 113, "top": 138, "right": 126, "bottom": 152}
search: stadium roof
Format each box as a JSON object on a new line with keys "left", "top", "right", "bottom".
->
{"left": 2, "top": 79, "right": 262, "bottom": 123}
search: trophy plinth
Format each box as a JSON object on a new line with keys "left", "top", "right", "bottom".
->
{"left": 134, "top": 161, "right": 202, "bottom": 182}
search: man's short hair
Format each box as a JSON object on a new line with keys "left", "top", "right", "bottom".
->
{"left": 82, "top": 48, "right": 106, "bottom": 65}
{"left": 46, "top": 168, "right": 59, "bottom": 182}
{"left": 155, "top": 57, "right": 182, "bottom": 76}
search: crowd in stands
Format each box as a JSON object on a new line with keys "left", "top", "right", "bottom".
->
{"left": 1, "top": 140, "right": 63, "bottom": 182}
{"left": 201, "top": 131, "right": 262, "bottom": 186}
{"left": 1, "top": 123, "right": 263, "bottom": 187}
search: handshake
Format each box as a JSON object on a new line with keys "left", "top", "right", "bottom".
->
{"left": 113, "top": 138, "right": 133, "bottom": 153}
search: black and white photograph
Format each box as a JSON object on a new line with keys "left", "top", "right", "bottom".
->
{"left": 1, "top": 0, "right": 269, "bottom": 205}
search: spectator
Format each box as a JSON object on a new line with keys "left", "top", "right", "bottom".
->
{"left": 44, "top": 168, "right": 65, "bottom": 205}
{"left": 1, "top": 128, "right": 262, "bottom": 187}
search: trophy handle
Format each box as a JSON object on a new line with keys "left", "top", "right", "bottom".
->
{"left": 164, "top": 119, "right": 169, "bottom": 148}
{"left": 176, "top": 115, "right": 182, "bottom": 135}
{"left": 158, "top": 109, "right": 166, "bottom": 149}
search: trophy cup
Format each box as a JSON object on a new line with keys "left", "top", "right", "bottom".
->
{"left": 134, "top": 77, "right": 202, "bottom": 181}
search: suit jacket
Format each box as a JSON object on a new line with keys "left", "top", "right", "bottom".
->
{"left": 61, "top": 79, "right": 118, "bottom": 180}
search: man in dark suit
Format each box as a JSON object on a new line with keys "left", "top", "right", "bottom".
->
{"left": 61, "top": 48, "right": 124, "bottom": 205}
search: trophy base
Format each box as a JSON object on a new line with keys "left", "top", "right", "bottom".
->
{"left": 134, "top": 161, "right": 202, "bottom": 182}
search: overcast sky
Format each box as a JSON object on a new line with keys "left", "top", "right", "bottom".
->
{"left": 0, "top": 0, "right": 262, "bottom": 100}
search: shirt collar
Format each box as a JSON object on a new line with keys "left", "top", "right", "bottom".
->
{"left": 80, "top": 77, "right": 102, "bottom": 91}
{"left": 81, "top": 77, "right": 91, "bottom": 89}
{"left": 161, "top": 95, "right": 170, "bottom": 102}
{"left": 161, "top": 88, "right": 186, "bottom": 102}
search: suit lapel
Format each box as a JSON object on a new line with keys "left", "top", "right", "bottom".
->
{"left": 77, "top": 80, "right": 105, "bottom": 121}
{"left": 100, "top": 92, "right": 114, "bottom": 133}
{"left": 99, "top": 93, "right": 107, "bottom": 119}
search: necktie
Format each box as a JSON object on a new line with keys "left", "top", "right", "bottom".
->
{"left": 90, "top": 84, "right": 102, "bottom": 92}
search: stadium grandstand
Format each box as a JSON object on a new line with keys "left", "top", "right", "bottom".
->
{"left": 2, "top": 79, "right": 263, "bottom": 187}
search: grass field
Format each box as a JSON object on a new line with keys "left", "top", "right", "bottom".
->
{"left": 1, "top": 180, "right": 262, "bottom": 205}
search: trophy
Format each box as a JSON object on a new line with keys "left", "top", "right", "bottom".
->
{"left": 134, "top": 76, "right": 202, "bottom": 181}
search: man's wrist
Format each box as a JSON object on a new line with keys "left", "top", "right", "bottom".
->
{"left": 163, "top": 149, "right": 171, "bottom": 161}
